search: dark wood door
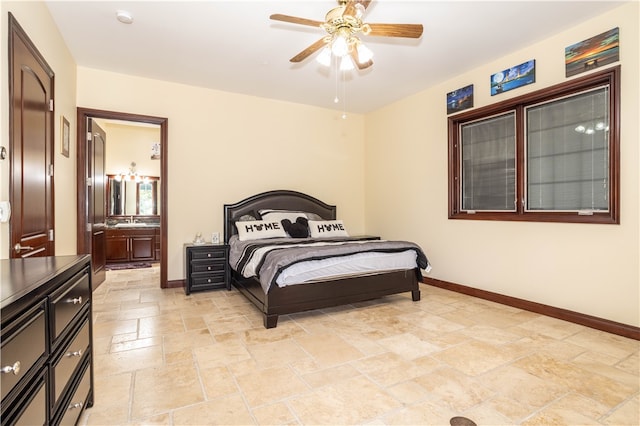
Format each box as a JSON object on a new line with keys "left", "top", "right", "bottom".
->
{"left": 8, "top": 14, "right": 55, "bottom": 258}
{"left": 87, "top": 119, "right": 106, "bottom": 284}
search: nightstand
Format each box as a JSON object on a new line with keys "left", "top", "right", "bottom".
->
{"left": 184, "top": 243, "right": 230, "bottom": 295}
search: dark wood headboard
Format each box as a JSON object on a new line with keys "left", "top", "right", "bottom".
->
{"left": 223, "top": 190, "right": 337, "bottom": 243}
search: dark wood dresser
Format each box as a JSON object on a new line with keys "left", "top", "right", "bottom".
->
{"left": 1, "top": 255, "right": 94, "bottom": 425}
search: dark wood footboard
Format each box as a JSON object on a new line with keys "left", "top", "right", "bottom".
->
{"left": 232, "top": 268, "right": 421, "bottom": 328}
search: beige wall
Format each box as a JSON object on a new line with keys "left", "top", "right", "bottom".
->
{"left": 96, "top": 121, "right": 162, "bottom": 178}
{"left": 0, "top": 1, "right": 77, "bottom": 258}
{"left": 77, "top": 68, "right": 366, "bottom": 280}
{"left": 365, "top": 3, "right": 640, "bottom": 327}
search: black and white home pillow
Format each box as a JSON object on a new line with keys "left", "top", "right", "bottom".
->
{"left": 235, "top": 220, "right": 287, "bottom": 241}
{"left": 308, "top": 220, "right": 349, "bottom": 238}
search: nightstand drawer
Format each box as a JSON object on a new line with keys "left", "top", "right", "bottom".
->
{"left": 191, "top": 271, "right": 226, "bottom": 287}
{"left": 191, "top": 259, "right": 225, "bottom": 273}
{"left": 191, "top": 249, "right": 226, "bottom": 260}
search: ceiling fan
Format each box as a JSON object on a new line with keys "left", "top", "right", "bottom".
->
{"left": 270, "top": 0, "right": 423, "bottom": 70}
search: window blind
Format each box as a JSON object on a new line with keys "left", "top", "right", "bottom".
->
{"left": 460, "top": 112, "right": 516, "bottom": 211}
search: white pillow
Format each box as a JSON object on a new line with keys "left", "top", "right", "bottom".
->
{"left": 308, "top": 220, "right": 349, "bottom": 238}
{"left": 236, "top": 220, "right": 287, "bottom": 241}
{"left": 259, "top": 209, "right": 308, "bottom": 223}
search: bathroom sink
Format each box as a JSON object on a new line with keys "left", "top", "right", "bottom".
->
{"left": 114, "top": 222, "right": 147, "bottom": 227}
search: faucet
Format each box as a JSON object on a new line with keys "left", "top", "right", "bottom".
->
{"left": 128, "top": 215, "right": 134, "bottom": 224}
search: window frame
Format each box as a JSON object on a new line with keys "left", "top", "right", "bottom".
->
{"left": 448, "top": 65, "right": 620, "bottom": 224}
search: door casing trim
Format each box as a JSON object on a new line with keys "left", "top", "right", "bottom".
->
{"left": 76, "top": 108, "right": 168, "bottom": 288}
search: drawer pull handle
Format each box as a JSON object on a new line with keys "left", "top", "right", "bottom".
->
{"left": 207, "top": 253, "right": 212, "bottom": 257}
{"left": 66, "top": 349, "right": 83, "bottom": 358}
{"left": 68, "top": 402, "right": 83, "bottom": 410}
{"left": 207, "top": 279, "right": 212, "bottom": 283}
{"left": 1, "top": 361, "right": 21, "bottom": 375}
{"left": 207, "top": 266, "right": 212, "bottom": 270}
{"left": 71, "top": 296, "right": 83, "bottom": 305}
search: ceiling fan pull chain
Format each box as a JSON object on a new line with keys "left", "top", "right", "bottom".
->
{"left": 342, "top": 69, "right": 347, "bottom": 119}
{"left": 334, "top": 57, "right": 340, "bottom": 104}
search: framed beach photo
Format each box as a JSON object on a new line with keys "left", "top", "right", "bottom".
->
{"left": 61, "top": 116, "right": 70, "bottom": 157}
{"left": 490, "top": 59, "right": 535, "bottom": 96}
{"left": 565, "top": 27, "right": 619, "bottom": 77}
{"left": 446, "top": 84, "right": 474, "bottom": 115}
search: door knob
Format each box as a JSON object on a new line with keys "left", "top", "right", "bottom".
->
{"left": 13, "top": 243, "right": 34, "bottom": 253}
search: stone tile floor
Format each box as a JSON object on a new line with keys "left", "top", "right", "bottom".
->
{"left": 79, "top": 266, "right": 639, "bottom": 425}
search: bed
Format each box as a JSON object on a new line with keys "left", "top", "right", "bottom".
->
{"left": 224, "top": 190, "right": 429, "bottom": 328}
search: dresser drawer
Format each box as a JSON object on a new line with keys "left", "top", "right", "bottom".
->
{"left": 191, "top": 248, "right": 226, "bottom": 260}
{"left": 191, "top": 259, "right": 225, "bottom": 273}
{"left": 57, "top": 361, "right": 91, "bottom": 426}
{"left": 50, "top": 270, "right": 90, "bottom": 344}
{"left": 1, "top": 301, "right": 46, "bottom": 401}
{"left": 52, "top": 320, "right": 90, "bottom": 408}
{"left": 3, "top": 369, "right": 47, "bottom": 426}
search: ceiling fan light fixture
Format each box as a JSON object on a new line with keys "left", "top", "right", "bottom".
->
{"left": 331, "top": 33, "right": 350, "bottom": 57}
{"left": 340, "top": 56, "right": 355, "bottom": 71}
{"left": 316, "top": 47, "right": 332, "bottom": 66}
{"left": 356, "top": 42, "right": 373, "bottom": 63}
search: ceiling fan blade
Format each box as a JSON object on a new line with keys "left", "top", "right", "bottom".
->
{"left": 343, "top": 0, "right": 372, "bottom": 17}
{"left": 367, "top": 23, "right": 423, "bottom": 38}
{"left": 350, "top": 49, "right": 373, "bottom": 70}
{"left": 270, "top": 14, "right": 324, "bottom": 28}
{"left": 290, "top": 38, "right": 327, "bottom": 63}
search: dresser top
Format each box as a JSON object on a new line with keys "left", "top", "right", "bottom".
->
{"left": 1, "top": 255, "right": 91, "bottom": 310}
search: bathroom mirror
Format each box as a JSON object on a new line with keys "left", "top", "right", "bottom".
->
{"left": 107, "top": 174, "right": 160, "bottom": 216}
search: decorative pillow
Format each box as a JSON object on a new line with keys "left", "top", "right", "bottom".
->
{"left": 259, "top": 209, "right": 308, "bottom": 223}
{"left": 235, "top": 220, "right": 287, "bottom": 241}
{"left": 308, "top": 220, "right": 349, "bottom": 238}
{"left": 281, "top": 217, "right": 309, "bottom": 238}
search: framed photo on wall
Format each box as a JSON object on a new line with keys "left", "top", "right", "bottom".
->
{"left": 61, "top": 116, "right": 70, "bottom": 158}
{"left": 490, "top": 59, "right": 535, "bottom": 96}
{"left": 565, "top": 27, "right": 619, "bottom": 77}
{"left": 446, "top": 84, "right": 474, "bottom": 115}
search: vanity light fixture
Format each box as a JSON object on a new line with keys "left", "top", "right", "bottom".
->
{"left": 115, "top": 162, "right": 144, "bottom": 182}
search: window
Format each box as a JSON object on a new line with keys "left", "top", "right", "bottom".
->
{"left": 448, "top": 66, "right": 619, "bottom": 224}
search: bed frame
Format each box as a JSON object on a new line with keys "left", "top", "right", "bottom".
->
{"left": 224, "top": 190, "right": 421, "bottom": 328}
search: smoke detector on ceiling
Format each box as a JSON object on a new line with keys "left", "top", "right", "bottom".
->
{"left": 116, "top": 10, "right": 133, "bottom": 24}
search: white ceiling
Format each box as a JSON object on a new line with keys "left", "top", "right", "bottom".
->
{"left": 45, "top": 0, "right": 625, "bottom": 114}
